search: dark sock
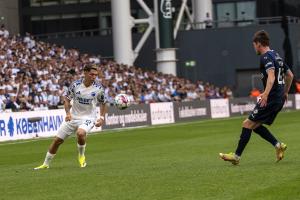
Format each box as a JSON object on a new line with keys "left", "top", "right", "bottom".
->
{"left": 253, "top": 125, "right": 278, "bottom": 146}
{"left": 235, "top": 127, "right": 252, "bottom": 156}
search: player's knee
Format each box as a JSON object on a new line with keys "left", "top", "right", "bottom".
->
{"left": 242, "top": 120, "right": 249, "bottom": 127}
{"left": 54, "top": 137, "right": 64, "bottom": 145}
{"left": 242, "top": 120, "right": 255, "bottom": 129}
{"left": 76, "top": 130, "right": 86, "bottom": 138}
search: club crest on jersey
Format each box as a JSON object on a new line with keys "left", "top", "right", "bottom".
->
{"left": 91, "top": 92, "right": 96, "bottom": 97}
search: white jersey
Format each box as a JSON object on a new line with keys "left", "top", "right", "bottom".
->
{"left": 65, "top": 79, "right": 105, "bottom": 120}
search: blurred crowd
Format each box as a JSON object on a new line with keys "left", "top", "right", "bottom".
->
{"left": 0, "top": 25, "right": 234, "bottom": 112}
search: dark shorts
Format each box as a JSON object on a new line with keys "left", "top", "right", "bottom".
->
{"left": 248, "top": 100, "right": 284, "bottom": 125}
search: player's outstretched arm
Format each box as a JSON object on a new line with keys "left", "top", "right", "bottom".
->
{"left": 284, "top": 70, "right": 294, "bottom": 96}
{"left": 64, "top": 97, "right": 72, "bottom": 121}
{"left": 259, "top": 68, "right": 275, "bottom": 107}
{"left": 95, "top": 103, "right": 107, "bottom": 127}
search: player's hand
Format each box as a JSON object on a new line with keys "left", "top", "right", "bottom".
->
{"left": 65, "top": 113, "right": 72, "bottom": 121}
{"left": 95, "top": 118, "right": 104, "bottom": 127}
{"left": 258, "top": 92, "right": 268, "bottom": 107}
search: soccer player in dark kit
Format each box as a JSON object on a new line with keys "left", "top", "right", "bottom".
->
{"left": 219, "top": 30, "right": 294, "bottom": 165}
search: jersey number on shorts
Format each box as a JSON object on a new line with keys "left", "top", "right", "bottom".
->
{"left": 84, "top": 120, "right": 92, "bottom": 126}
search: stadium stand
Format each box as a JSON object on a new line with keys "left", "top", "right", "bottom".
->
{"left": 0, "top": 26, "right": 234, "bottom": 112}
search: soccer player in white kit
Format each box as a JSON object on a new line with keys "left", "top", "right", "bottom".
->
{"left": 34, "top": 65, "right": 107, "bottom": 169}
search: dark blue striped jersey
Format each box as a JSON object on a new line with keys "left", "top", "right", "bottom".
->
{"left": 260, "top": 50, "right": 290, "bottom": 102}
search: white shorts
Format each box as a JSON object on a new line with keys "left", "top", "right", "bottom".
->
{"left": 57, "top": 118, "right": 95, "bottom": 140}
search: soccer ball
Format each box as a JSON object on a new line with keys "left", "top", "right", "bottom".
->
{"left": 114, "top": 94, "right": 130, "bottom": 110}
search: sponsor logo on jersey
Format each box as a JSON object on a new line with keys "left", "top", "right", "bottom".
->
{"left": 76, "top": 97, "right": 93, "bottom": 104}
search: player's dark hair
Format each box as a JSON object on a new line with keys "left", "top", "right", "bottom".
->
{"left": 83, "top": 65, "right": 98, "bottom": 72}
{"left": 253, "top": 30, "right": 270, "bottom": 46}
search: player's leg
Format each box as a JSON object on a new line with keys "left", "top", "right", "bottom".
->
{"left": 76, "top": 119, "right": 94, "bottom": 168}
{"left": 48, "top": 137, "right": 64, "bottom": 154}
{"left": 253, "top": 125, "right": 278, "bottom": 146}
{"left": 253, "top": 102, "right": 280, "bottom": 146}
{"left": 77, "top": 128, "right": 87, "bottom": 168}
{"left": 235, "top": 119, "right": 259, "bottom": 156}
{"left": 219, "top": 119, "right": 260, "bottom": 165}
{"left": 40, "top": 137, "right": 64, "bottom": 168}
{"left": 34, "top": 121, "right": 75, "bottom": 170}
{"left": 254, "top": 125, "right": 287, "bottom": 161}
{"left": 253, "top": 103, "right": 287, "bottom": 162}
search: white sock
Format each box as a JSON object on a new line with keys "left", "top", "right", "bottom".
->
{"left": 77, "top": 143, "right": 86, "bottom": 156}
{"left": 234, "top": 154, "right": 241, "bottom": 160}
{"left": 275, "top": 142, "right": 281, "bottom": 148}
{"left": 43, "top": 152, "right": 55, "bottom": 166}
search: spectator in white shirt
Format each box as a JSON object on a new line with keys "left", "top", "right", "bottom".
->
{"left": 0, "top": 25, "right": 9, "bottom": 38}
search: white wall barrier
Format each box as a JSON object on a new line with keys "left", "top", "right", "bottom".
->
{"left": 295, "top": 94, "right": 300, "bottom": 109}
{"left": 0, "top": 95, "right": 299, "bottom": 142}
{"left": 0, "top": 109, "right": 102, "bottom": 142}
{"left": 229, "top": 97, "right": 256, "bottom": 116}
{"left": 173, "top": 100, "right": 210, "bottom": 122}
{"left": 0, "top": 110, "right": 65, "bottom": 142}
{"left": 210, "top": 99, "right": 230, "bottom": 119}
{"left": 102, "top": 104, "right": 151, "bottom": 129}
{"left": 150, "top": 102, "right": 175, "bottom": 125}
{"left": 283, "top": 95, "right": 295, "bottom": 110}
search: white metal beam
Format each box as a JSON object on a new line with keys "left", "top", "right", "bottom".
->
{"left": 173, "top": 0, "right": 195, "bottom": 39}
{"left": 133, "top": 23, "right": 154, "bottom": 60}
{"left": 111, "top": 0, "right": 178, "bottom": 75}
{"left": 184, "top": 4, "right": 194, "bottom": 30}
{"left": 136, "top": 0, "right": 153, "bottom": 16}
{"left": 132, "top": 0, "right": 155, "bottom": 61}
{"left": 174, "top": 0, "right": 187, "bottom": 39}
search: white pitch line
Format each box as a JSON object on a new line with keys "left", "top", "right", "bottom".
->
{"left": 0, "top": 138, "right": 49, "bottom": 146}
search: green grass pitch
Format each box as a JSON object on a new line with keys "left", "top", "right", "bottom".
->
{"left": 1, "top": 111, "right": 300, "bottom": 200}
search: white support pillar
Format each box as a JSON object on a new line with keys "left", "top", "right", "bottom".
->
{"left": 156, "top": 48, "right": 177, "bottom": 75}
{"left": 192, "top": 0, "right": 213, "bottom": 29}
{"left": 111, "top": 0, "right": 134, "bottom": 66}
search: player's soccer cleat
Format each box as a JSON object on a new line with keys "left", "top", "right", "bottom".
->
{"left": 275, "top": 143, "right": 287, "bottom": 162}
{"left": 78, "top": 154, "right": 87, "bottom": 168}
{"left": 34, "top": 164, "right": 49, "bottom": 170}
{"left": 219, "top": 152, "right": 240, "bottom": 165}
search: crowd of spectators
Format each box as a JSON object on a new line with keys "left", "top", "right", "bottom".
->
{"left": 0, "top": 25, "right": 233, "bottom": 112}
